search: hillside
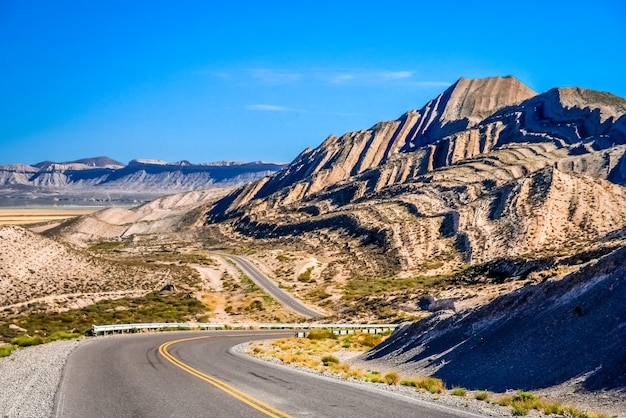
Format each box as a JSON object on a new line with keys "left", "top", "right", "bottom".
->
{"left": 360, "top": 244, "right": 626, "bottom": 413}
{"left": 205, "top": 76, "right": 626, "bottom": 279}
{"left": 0, "top": 157, "right": 286, "bottom": 206}
{"left": 43, "top": 75, "right": 626, "bottom": 321}
{"left": 0, "top": 225, "right": 197, "bottom": 313}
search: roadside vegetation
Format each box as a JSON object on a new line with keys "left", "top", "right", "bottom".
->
{"left": 0, "top": 292, "right": 209, "bottom": 357}
{"left": 247, "top": 330, "right": 615, "bottom": 418}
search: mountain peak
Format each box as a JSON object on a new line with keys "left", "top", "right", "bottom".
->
{"left": 438, "top": 75, "right": 537, "bottom": 126}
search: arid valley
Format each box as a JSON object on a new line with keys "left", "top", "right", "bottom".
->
{"left": 1, "top": 75, "right": 625, "bottom": 417}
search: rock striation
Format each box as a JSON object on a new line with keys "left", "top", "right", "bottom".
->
{"left": 207, "top": 76, "right": 626, "bottom": 276}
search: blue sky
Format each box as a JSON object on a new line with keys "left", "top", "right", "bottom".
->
{"left": 1, "top": 1, "right": 625, "bottom": 165}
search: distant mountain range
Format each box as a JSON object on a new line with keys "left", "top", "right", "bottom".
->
{"left": 0, "top": 157, "right": 286, "bottom": 206}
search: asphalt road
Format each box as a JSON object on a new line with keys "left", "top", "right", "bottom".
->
{"left": 225, "top": 255, "right": 325, "bottom": 319}
{"left": 54, "top": 331, "right": 485, "bottom": 418}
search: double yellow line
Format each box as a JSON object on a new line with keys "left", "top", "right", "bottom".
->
{"left": 158, "top": 335, "right": 292, "bottom": 418}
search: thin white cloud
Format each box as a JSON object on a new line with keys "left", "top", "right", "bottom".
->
{"left": 206, "top": 67, "right": 450, "bottom": 89}
{"left": 376, "top": 70, "right": 414, "bottom": 81}
{"left": 249, "top": 69, "right": 302, "bottom": 84}
{"left": 246, "top": 104, "right": 305, "bottom": 112}
{"left": 328, "top": 73, "right": 357, "bottom": 84}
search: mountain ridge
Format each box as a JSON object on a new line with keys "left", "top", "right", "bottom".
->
{"left": 204, "top": 75, "right": 626, "bottom": 280}
{"left": 0, "top": 157, "right": 287, "bottom": 206}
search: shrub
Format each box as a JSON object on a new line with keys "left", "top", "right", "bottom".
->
{"left": 297, "top": 267, "right": 314, "bottom": 283}
{"left": 359, "top": 333, "right": 382, "bottom": 348}
{"left": 474, "top": 391, "right": 489, "bottom": 401}
{"left": 365, "top": 371, "right": 383, "bottom": 383}
{"left": 0, "top": 345, "right": 16, "bottom": 357}
{"left": 321, "top": 355, "right": 339, "bottom": 366}
{"left": 510, "top": 391, "right": 540, "bottom": 414}
{"left": 11, "top": 335, "right": 43, "bottom": 347}
{"left": 451, "top": 387, "right": 466, "bottom": 397}
{"left": 49, "top": 331, "right": 82, "bottom": 341}
{"left": 307, "top": 329, "right": 337, "bottom": 340}
{"left": 511, "top": 405, "right": 528, "bottom": 416}
{"left": 414, "top": 377, "right": 445, "bottom": 394}
{"left": 400, "top": 379, "right": 417, "bottom": 387}
{"left": 383, "top": 371, "right": 400, "bottom": 385}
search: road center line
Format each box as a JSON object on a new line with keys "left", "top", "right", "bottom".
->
{"left": 158, "top": 335, "right": 292, "bottom": 418}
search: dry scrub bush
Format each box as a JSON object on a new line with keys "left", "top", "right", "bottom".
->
{"left": 383, "top": 371, "right": 400, "bottom": 385}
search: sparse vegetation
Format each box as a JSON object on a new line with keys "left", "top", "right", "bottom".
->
{"left": 451, "top": 387, "right": 466, "bottom": 397}
{"left": 11, "top": 335, "right": 43, "bottom": 347}
{"left": 88, "top": 240, "right": 125, "bottom": 251}
{"left": 474, "top": 391, "right": 488, "bottom": 401}
{"left": 297, "top": 267, "right": 314, "bottom": 283}
{"left": 0, "top": 292, "right": 207, "bottom": 344}
{"left": 343, "top": 275, "right": 447, "bottom": 300}
{"left": 307, "top": 328, "right": 337, "bottom": 340}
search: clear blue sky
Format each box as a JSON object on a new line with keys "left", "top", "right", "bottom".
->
{"left": 1, "top": 0, "right": 625, "bottom": 165}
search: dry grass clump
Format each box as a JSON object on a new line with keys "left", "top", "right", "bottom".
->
{"left": 383, "top": 371, "right": 400, "bottom": 385}
{"left": 490, "top": 391, "right": 614, "bottom": 417}
{"left": 451, "top": 387, "right": 466, "bottom": 397}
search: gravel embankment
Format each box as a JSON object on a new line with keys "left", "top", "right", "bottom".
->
{"left": 0, "top": 340, "right": 82, "bottom": 418}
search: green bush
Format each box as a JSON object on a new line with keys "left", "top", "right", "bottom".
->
{"left": 474, "top": 391, "right": 488, "bottom": 401}
{"left": 451, "top": 387, "right": 466, "bottom": 397}
{"left": 11, "top": 335, "right": 43, "bottom": 347}
{"left": 321, "top": 355, "right": 339, "bottom": 366}
{"left": 0, "top": 345, "right": 16, "bottom": 357}
{"left": 49, "top": 331, "right": 82, "bottom": 341}
{"left": 297, "top": 267, "right": 314, "bottom": 283}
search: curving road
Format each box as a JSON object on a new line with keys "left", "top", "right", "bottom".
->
{"left": 54, "top": 331, "right": 486, "bottom": 418}
{"left": 225, "top": 255, "right": 325, "bottom": 319}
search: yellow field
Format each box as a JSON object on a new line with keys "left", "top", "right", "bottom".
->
{"left": 0, "top": 208, "right": 99, "bottom": 225}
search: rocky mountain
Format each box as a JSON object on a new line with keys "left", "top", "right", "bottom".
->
{"left": 206, "top": 76, "right": 626, "bottom": 278}
{"left": 0, "top": 157, "right": 286, "bottom": 206}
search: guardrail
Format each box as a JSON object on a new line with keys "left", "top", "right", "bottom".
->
{"left": 91, "top": 322, "right": 399, "bottom": 336}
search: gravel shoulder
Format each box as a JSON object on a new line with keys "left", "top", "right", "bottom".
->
{"left": 0, "top": 340, "right": 82, "bottom": 418}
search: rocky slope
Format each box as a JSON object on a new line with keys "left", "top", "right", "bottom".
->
{"left": 0, "top": 157, "right": 285, "bottom": 206}
{"left": 359, "top": 244, "right": 626, "bottom": 413}
{"left": 206, "top": 76, "right": 626, "bottom": 279}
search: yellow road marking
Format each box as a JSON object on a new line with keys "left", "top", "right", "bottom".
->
{"left": 159, "top": 334, "right": 292, "bottom": 418}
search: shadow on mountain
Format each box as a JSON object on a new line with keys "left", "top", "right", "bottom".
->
{"left": 364, "top": 247, "right": 626, "bottom": 392}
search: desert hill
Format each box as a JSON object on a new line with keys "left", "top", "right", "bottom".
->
{"left": 44, "top": 76, "right": 626, "bottom": 322}
{"left": 0, "top": 225, "right": 199, "bottom": 313}
{"left": 0, "top": 157, "right": 286, "bottom": 206}
{"left": 205, "top": 76, "right": 626, "bottom": 280}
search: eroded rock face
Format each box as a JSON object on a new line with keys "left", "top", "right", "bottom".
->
{"left": 207, "top": 76, "right": 626, "bottom": 277}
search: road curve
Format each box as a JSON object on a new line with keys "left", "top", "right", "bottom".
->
{"left": 225, "top": 254, "right": 325, "bottom": 319}
{"left": 55, "top": 331, "right": 486, "bottom": 418}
